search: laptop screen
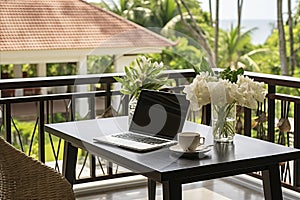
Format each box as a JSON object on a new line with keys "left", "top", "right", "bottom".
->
{"left": 129, "top": 89, "right": 190, "bottom": 139}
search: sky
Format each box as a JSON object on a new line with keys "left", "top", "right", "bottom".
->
{"left": 199, "top": 0, "right": 298, "bottom": 44}
{"left": 200, "top": 0, "right": 298, "bottom": 20}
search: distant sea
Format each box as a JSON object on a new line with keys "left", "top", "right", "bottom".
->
{"left": 220, "top": 19, "right": 277, "bottom": 45}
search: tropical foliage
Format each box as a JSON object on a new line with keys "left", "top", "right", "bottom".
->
{"left": 218, "top": 26, "right": 269, "bottom": 71}
{"left": 96, "top": 0, "right": 282, "bottom": 73}
{"left": 114, "top": 56, "right": 168, "bottom": 99}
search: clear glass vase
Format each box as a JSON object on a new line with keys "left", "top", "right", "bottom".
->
{"left": 211, "top": 103, "right": 236, "bottom": 143}
{"left": 128, "top": 96, "right": 138, "bottom": 125}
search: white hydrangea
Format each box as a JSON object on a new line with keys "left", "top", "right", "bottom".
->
{"left": 207, "top": 80, "right": 227, "bottom": 106}
{"left": 184, "top": 72, "right": 266, "bottom": 111}
{"left": 236, "top": 75, "right": 266, "bottom": 109}
{"left": 183, "top": 72, "right": 212, "bottom": 111}
{"left": 223, "top": 79, "right": 237, "bottom": 104}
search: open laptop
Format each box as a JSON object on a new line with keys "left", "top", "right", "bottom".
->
{"left": 93, "top": 89, "right": 190, "bottom": 152}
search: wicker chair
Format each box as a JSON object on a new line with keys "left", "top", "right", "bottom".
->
{"left": 0, "top": 136, "right": 75, "bottom": 199}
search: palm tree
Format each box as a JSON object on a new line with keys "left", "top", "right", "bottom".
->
{"left": 277, "top": 0, "right": 289, "bottom": 75}
{"left": 237, "top": 0, "right": 244, "bottom": 37}
{"left": 214, "top": 0, "right": 219, "bottom": 66}
{"left": 218, "top": 26, "right": 268, "bottom": 71}
{"left": 208, "top": 0, "right": 213, "bottom": 26}
{"left": 100, "top": 0, "right": 150, "bottom": 25}
{"left": 100, "top": 0, "right": 137, "bottom": 18}
{"left": 101, "top": 0, "right": 180, "bottom": 29}
{"left": 175, "top": 0, "right": 216, "bottom": 68}
{"left": 291, "top": 1, "right": 300, "bottom": 71}
{"left": 288, "top": 0, "right": 296, "bottom": 75}
{"left": 147, "top": 0, "right": 179, "bottom": 27}
{"left": 101, "top": 0, "right": 210, "bottom": 35}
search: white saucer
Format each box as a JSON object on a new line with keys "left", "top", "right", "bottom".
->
{"left": 169, "top": 144, "right": 212, "bottom": 158}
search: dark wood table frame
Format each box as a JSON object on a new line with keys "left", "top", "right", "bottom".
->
{"left": 45, "top": 117, "right": 300, "bottom": 200}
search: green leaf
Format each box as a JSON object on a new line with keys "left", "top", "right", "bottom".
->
{"left": 199, "top": 57, "right": 213, "bottom": 75}
{"left": 219, "top": 66, "right": 244, "bottom": 83}
{"left": 193, "top": 57, "right": 213, "bottom": 75}
{"left": 192, "top": 65, "right": 200, "bottom": 74}
{"left": 114, "top": 76, "right": 123, "bottom": 82}
{"left": 236, "top": 67, "right": 244, "bottom": 75}
{"left": 113, "top": 56, "right": 168, "bottom": 96}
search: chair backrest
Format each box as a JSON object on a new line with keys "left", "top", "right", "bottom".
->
{"left": 0, "top": 136, "right": 75, "bottom": 199}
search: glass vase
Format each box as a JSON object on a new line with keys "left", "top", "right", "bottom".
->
{"left": 211, "top": 103, "right": 236, "bottom": 143}
{"left": 128, "top": 96, "right": 138, "bottom": 125}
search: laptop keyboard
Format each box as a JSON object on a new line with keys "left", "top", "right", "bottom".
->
{"left": 112, "top": 133, "right": 168, "bottom": 145}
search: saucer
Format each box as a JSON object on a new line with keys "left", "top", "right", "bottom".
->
{"left": 169, "top": 144, "right": 212, "bottom": 158}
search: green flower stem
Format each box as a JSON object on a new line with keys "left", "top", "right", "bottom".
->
{"left": 212, "top": 103, "right": 236, "bottom": 141}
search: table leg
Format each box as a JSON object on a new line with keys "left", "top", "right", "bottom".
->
{"left": 262, "top": 164, "right": 283, "bottom": 200}
{"left": 148, "top": 179, "right": 156, "bottom": 200}
{"left": 62, "top": 141, "right": 78, "bottom": 185}
{"left": 162, "top": 180, "right": 182, "bottom": 200}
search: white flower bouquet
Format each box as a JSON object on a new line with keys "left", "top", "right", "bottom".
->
{"left": 183, "top": 67, "right": 266, "bottom": 142}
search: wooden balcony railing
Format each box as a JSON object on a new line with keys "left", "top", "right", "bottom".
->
{"left": 0, "top": 69, "right": 300, "bottom": 192}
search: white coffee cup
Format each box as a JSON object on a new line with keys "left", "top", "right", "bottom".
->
{"left": 178, "top": 132, "right": 205, "bottom": 152}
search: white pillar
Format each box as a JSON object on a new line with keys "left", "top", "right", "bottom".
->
{"left": 37, "top": 63, "right": 47, "bottom": 95}
{"left": 76, "top": 57, "right": 89, "bottom": 118}
{"left": 14, "top": 64, "right": 22, "bottom": 77}
{"left": 113, "top": 55, "right": 137, "bottom": 72}
{"left": 37, "top": 63, "right": 46, "bottom": 77}
{"left": 14, "top": 64, "right": 23, "bottom": 96}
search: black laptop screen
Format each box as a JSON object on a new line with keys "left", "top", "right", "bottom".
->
{"left": 129, "top": 90, "right": 190, "bottom": 139}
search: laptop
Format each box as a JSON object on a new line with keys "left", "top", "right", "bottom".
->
{"left": 93, "top": 89, "right": 190, "bottom": 152}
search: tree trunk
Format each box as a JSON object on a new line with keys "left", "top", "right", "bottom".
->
{"left": 237, "top": 0, "right": 244, "bottom": 37}
{"left": 209, "top": 0, "right": 213, "bottom": 26}
{"left": 175, "top": 0, "right": 216, "bottom": 68}
{"left": 277, "top": 0, "right": 289, "bottom": 75}
{"left": 288, "top": 0, "right": 296, "bottom": 76}
{"left": 214, "top": 0, "right": 219, "bottom": 66}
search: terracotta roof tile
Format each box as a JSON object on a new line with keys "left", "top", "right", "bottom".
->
{"left": 0, "top": 0, "right": 174, "bottom": 51}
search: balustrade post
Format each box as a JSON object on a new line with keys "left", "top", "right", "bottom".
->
{"left": 90, "top": 95, "right": 95, "bottom": 119}
{"left": 267, "top": 85, "right": 276, "bottom": 142}
{"left": 71, "top": 96, "right": 75, "bottom": 121}
{"left": 124, "top": 95, "right": 129, "bottom": 115}
{"left": 38, "top": 100, "right": 45, "bottom": 163}
{"left": 244, "top": 108, "right": 252, "bottom": 137}
{"left": 105, "top": 83, "right": 111, "bottom": 109}
{"left": 3, "top": 103, "right": 12, "bottom": 143}
{"left": 201, "top": 104, "right": 211, "bottom": 126}
{"left": 89, "top": 95, "right": 97, "bottom": 178}
{"left": 105, "top": 82, "right": 114, "bottom": 176}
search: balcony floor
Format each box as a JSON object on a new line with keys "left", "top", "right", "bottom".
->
{"left": 75, "top": 176, "right": 265, "bottom": 200}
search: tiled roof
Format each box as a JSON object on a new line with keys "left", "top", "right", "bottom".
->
{"left": 0, "top": 0, "right": 175, "bottom": 51}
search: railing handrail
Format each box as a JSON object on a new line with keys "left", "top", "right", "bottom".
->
{"left": 0, "top": 90, "right": 122, "bottom": 104}
{"left": 0, "top": 69, "right": 195, "bottom": 90}
{"left": 0, "top": 69, "right": 299, "bottom": 90}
